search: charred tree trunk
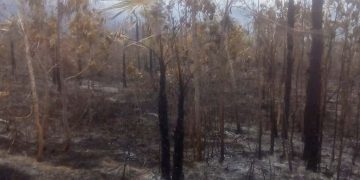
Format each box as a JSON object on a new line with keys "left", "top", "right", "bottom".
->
{"left": 10, "top": 39, "right": 16, "bottom": 78}
{"left": 283, "top": 0, "right": 295, "bottom": 140}
{"left": 258, "top": 114, "right": 263, "bottom": 160}
{"left": 122, "top": 50, "right": 127, "bottom": 88}
{"left": 219, "top": 101, "right": 225, "bottom": 163}
{"left": 53, "top": 0, "right": 62, "bottom": 91}
{"left": 77, "top": 56, "right": 82, "bottom": 85}
{"left": 53, "top": 61, "right": 61, "bottom": 91}
{"left": 331, "top": 87, "right": 340, "bottom": 163}
{"left": 149, "top": 48, "right": 153, "bottom": 78}
{"left": 336, "top": 82, "right": 348, "bottom": 180}
{"left": 60, "top": 58, "right": 70, "bottom": 152}
{"left": 336, "top": 26, "right": 352, "bottom": 180}
{"left": 173, "top": 41, "right": 185, "bottom": 180}
{"left": 258, "top": 72, "right": 264, "bottom": 160}
{"left": 320, "top": 10, "right": 338, "bottom": 167}
{"left": 269, "top": 49, "right": 277, "bottom": 155}
{"left": 158, "top": 34, "right": 171, "bottom": 180}
{"left": 192, "top": 9, "right": 203, "bottom": 162}
{"left": 235, "top": 109, "right": 242, "bottom": 134}
{"left": 303, "top": 0, "right": 324, "bottom": 171}
{"left": 283, "top": 0, "right": 295, "bottom": 171}
{"left": 270, "top": 98, "right": 277, "bottom": 154}
{"left": 136, "top": 17, "right": 141, "bottom": 70}
{"left": 297, "top": 4, "right": 306, "bottom": 135}
{"left": 352, "top": 86, "right": 360, "bottom": 165}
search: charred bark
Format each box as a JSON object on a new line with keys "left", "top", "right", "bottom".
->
{"left": 149, "top": 48, "right": 153, "bottom": 78}
{"left": 173, "top": 42, "right": 185, "bottom": 180}
{"left": 10, "top": 39, "right": 16, "bottom": 78}
{"left": 283, "top": 0, "right": 295, "bottom": 140}
{"left": 158, "top": 35, "right": 171, "bottom": 180}
{"left": 122, "top": 50, "right": 127, "bottom": 88}
{"left": 303, "top": 0, "right": 324, "bottom": 171}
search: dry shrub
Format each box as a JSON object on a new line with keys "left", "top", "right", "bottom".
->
{"left": 66, "top": 87, "right": 119, "bottom": 127}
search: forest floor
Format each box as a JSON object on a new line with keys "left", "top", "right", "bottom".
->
{"left": 184, "top": 126, "right": 360, "bottom": 180}
{"left": 0, "top": 80, "right": 359, "bottom": 180}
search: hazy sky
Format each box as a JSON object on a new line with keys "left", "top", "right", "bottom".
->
{"left": 0, "top": 0, "right": 269, "bottom": 30}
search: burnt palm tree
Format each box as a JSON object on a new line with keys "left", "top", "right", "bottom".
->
{"left": 103, "top": 1, "right": 172, "bottom": 179}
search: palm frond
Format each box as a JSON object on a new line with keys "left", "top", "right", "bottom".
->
{"left": 101, "top": 0, "right": 155, "bottom": 19}
{"left": 0, "top": 18, "right": 16, "bottom": 32}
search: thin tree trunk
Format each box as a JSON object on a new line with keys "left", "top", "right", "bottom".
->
{"left": 269, "top": 45, "right": 277, "bottom": 155}
{"left": 10, "top": 39, "right": 16, "bottom": 78}
{"left": 258, "top": 113, "right": 263, "bottom": 159}
{"left": 320, "top": 10, "right": 338, "bottom": 168}
{"left": 56, "top": 0, "right": 70, "bottom": 151}
{"left": 136, "top": 18, "right": 141, "bottom": 70}
{"left": 270, "top": 97, "right": 276, "bottom": 154}
{"left": 256, "top": 19, "right": 263, "bottom": 160}
{"left": 19, "top": 14, "right": 44, "bottom": 161}
{"left": 336, "top": 102, "right": 347, "bottom": 180}
{"left": 258, "top": 68, "right": 264, "bottom": 160}
{"left": 223, "top": 0, "right": 236, "bottom": 90}
{"left": 77, "top": 57, "right": 82, "bottom": 85}
{"left": 336, "top": 26, "right": 352, "bottom": 180}
{"left": 122, "top": 50, "right": 127, "bottom": 88}
{"left": 191, "top": 7, "right": 202, "bottom": 161}
{"left": 352, "top": 86, "right": 360, "bottom": 165}
{"left": 297, "top": 2, "right": 306, "bottom": 135}
{"left": 53, "top": 0, "right": 62, "bottom": 91}
{"left": 149, "top": 48, "right": 153, "bottom": 78}
{"left": 38, "top": 56, "right": 50, "bottom": 148}
{"left": 60, "top": 69, "right": 70, "bottom": 152}
{"left": 235, "top": 108, "right": 241, "bottom": 133}
{"left": 292, "top": 31, "right": 302, "bottom": 157}
{"left": 331, "top": 87, "right": 340, "bottom": 163}
{"left": 219, "top": 100, "right": 225, "bottom": 163}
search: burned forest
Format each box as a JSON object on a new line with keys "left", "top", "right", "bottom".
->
{"left": 0, "top": 0, "right": 360, "bottom": 179}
